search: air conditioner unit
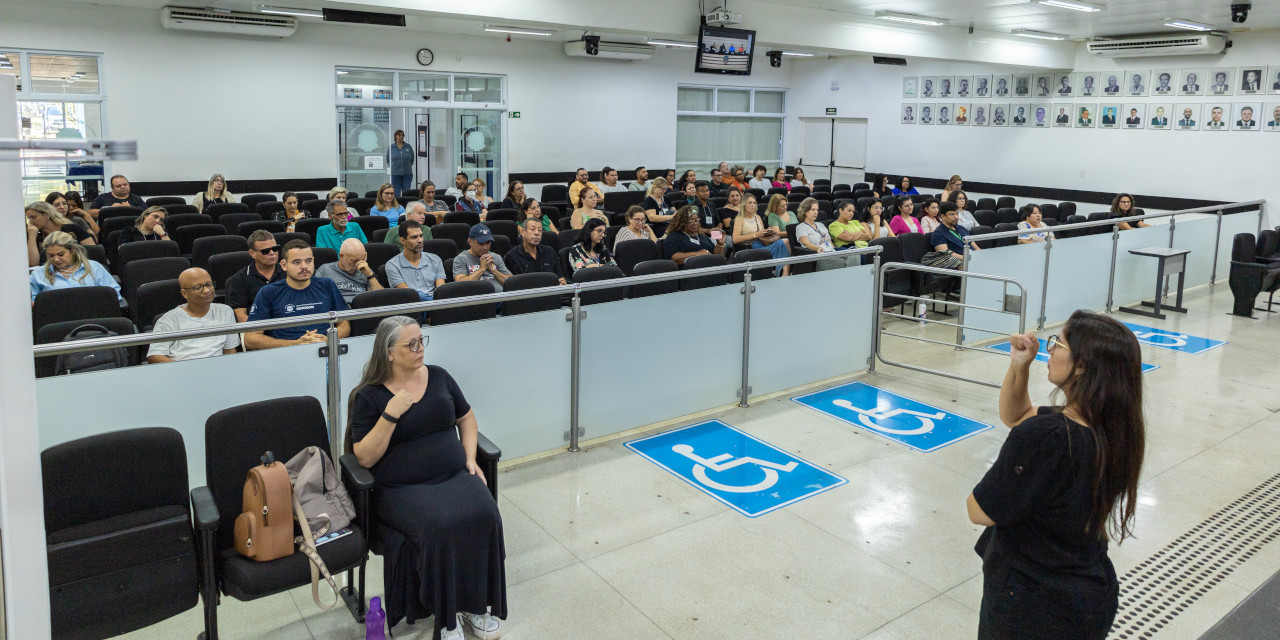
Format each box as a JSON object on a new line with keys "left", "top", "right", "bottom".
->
{"left": 564, "top": 41, "right": 656, "bottom": 61}
{"left": 1086, "top": 34, "right": 1225, "bottom": 57}
{"left": 161, "top": 6, "right": 298, "bottom": 38}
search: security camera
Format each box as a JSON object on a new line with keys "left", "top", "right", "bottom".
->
{"left": 582, "top": 35, "right": 600, "bottom": 55}
{"left": 1231, "top": 3, "right": 1250, "bottom": 23}
{"left": 766, "top": 50, "right": 782, "bottom": 68}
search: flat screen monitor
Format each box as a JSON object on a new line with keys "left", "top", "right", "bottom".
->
{"left": 695, "top": 25, "right": 755, "bottom": 76}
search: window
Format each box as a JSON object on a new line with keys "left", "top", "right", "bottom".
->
{"left": 675, "top": 86, "right": 786, "bottom": 179}
{"left": 453, "top": 75, "right": 502, "bottom": 103}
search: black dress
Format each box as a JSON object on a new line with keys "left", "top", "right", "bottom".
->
{"left": 350, "top": 365, "right": 507, "bottom": 630}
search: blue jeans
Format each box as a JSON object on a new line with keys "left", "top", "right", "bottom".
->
{"left": 752, "top": 238, "right": 791, "bottom": 276}
{"left": 391, "top": 174, "right": 413, "bottom": 197}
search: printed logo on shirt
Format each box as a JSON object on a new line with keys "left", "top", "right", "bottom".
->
{"left": 290, "top": 301, "right": 326, "bottom": 313}
{"left": 285, "top": 304, "right": 295, "bottom": 313}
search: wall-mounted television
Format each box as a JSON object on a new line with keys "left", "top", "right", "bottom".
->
{"left": 695, "top": 25, "right": 755, "bottom": 76}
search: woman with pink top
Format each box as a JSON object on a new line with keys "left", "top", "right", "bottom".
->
{"left": 888, "top": 196, "right": 923, "bottom": 235}
{"left": 771, "top": 168, "right": 790, "bottom": 191}
{"left": 918, "top": 199, "right": 942, "bottom": 234}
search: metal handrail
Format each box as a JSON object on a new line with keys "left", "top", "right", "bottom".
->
{"left": 962, "top": 199, "right": 1265, "bottom": 243}
{"left": 31, "top": 246, "right": 883, "bottom": 357}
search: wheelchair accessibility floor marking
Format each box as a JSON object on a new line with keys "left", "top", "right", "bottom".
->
{"left": 791, "top": 382, "right": 993, "bottom": 453}
{"left": 987, "top": 339, "right": 1160, "bottom": 374}
{"left": 625, "top": 420, "right": 847, "bottom": 518}
{"left": 1119, "top": 322, "right": 1227, "bottom": 355}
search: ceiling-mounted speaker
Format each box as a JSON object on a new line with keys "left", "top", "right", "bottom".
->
{"left": 873, "top": 56, "right": 908, "bottom": 66}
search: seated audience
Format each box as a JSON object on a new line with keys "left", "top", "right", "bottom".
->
{"left": 676, "top": 169, "right": 698, "bottom": 194}
{"left": 939, "top": 175, "right": 963, "bottom": 203}
{"left": 718, "top": 188, "right": 742, "bottom": 230}
{"left": 568, "top": 218, "right": 616, "bottom": 274}
{"left": 386, "top": 221, "right": 446, "bottom": 301}
{"left": 871, "top": 174, "right": 893, "bottom": 198}
{"left": 892, "top": 176, "right": 920, "bottom": 196}
{"left": 29, "top": 232, "right": 120, "bottom": 303}
{"left": 795, "top": 198, "right": 843, "bottom": 270}
{"left": 471, "top": 178, "right": 495, "bottom": 209}
{"left": 829, "top": 201, "right": 871, "bottom": 250}
{"left": 146, "top": 267, "right": 239, "bottom": 363}
{"left": 680, "top": 180, "right": 698, "bottom": 209}
{"left": 662, "top": 205, "right": 725, "bottom": 266}
{"left": 771, "top": 168, "right": 790, "bottom": 192}
{"left": 615, "top": 205, "right": 659, "bottom": 249}
{"left": 192, "top": 173, "right": 234, "bottom": 212}
{"left": 275, "top": 192, "right": 308, "bottom": 231}
{"left": 370, "top": 183, "right": 405, "bottom": 226}
{"left": 732, "top": 193, "right": 791, "bottom": 276}
{"left": 26, "top": 201, "right": 96, "bottom": 268}
{"left": 1018, "top": 205, "right": 1054, "bottom": 244}
{"left": 47, "top": 191, "right": 98, "bottom": 237}
{"left": 789, "top": 167, "right": 810, "bottom": 190}
{"left": 599, "top": 166, "right": 627, "bottom": 193}
{"left": 919, "top": 199, "right": 942, "bottom": 234}
{"left": 519, "top": 198, "right": 557, "bottom": 233}
{"left": 89, "top": 174, "right": 145, "bottom": 214}
{"left": 316, "top": 201, "right": 368, "bottom": 249}
{"left": 346, "top": 316, "right": 507, "bottom": 640}
{"left": 390, "top": 201, "right": 433, "bottom": 249}
{"left": 245, "top": 240, "right": 350, "bottom": 349}
{"left": 665, "top": 169, "right": 678, "bottom": 188}
{"left": 1112, "top": 193, "right": 1148, "bottom": 230}
{"left": 419, "top": 180, "right": 452, "bottom": 223}
{"left": 629, "top": 166, "right": 649, "bottom": 192}
{"left": 116, "top": 206, "right": 171, "bottom": 248}
{"left": 860, "top": 200, "right": 896, "bottom": 240}
{"left": 322, "top": 186, "right": 352, "bottom": 219}
{"left": 228, "top": 230, "right": 284, "bottom": 322}
{"left": 455, "top": 183, "right": 486, "bottom": 215}
{"left": 570, "top": 188, "right": 608, "bottom": 230}
{"left": 452, "top": 224, "right": 512, "bottom": 292}
{"left": 889, "top": 196, "right": 923, "bottom": 235}
{"left": 505, "top": 216, "right": 566, "bottom": 284}
{"left": 568, "top": 167, "right": 603, "bottom": 209}
{"left": 642, "top": 177, "right": 675, "bottom": 236}
{"left": 927, "top": 205, "right": 980, "bottom": 269}
{"left": 765, "top": 194, "right": 796, "bottom": 235}
{"left": 316, "top": 237, "right": 384, "bottom": 303}
{"left": 708, "top": 168, "right": 730, "bottom": 197}
{"left": 952, "top": 191, "right": 977, "bottom": 230}
{"left": 500, "top": 181, "right": 528, "bottom": 210}
{"left": 748, "top": 165, "right": 773, "bottom": 191}
{"left": 445, "top": 172, "right": 469, "bottom": 199}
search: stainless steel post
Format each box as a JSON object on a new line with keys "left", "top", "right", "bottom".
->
{"left": 1037, "top": 236, "right": 1052, "bottom": 330}
{"left": 955, "top": 245, "right": 970, "bottom": 347}
{"left": 1105, "top": 227, "right": 1120, "bottom": 313}
{"left": 1210, "top": 210, "right": 1224, "bottom": 285}
{"left": 738, "top": 270, "right": 753, "bottom": 408}
{"left": 869, "top": 254, "right": 881, "bottom": 374}
{"left": 568, "top": 292, "right": 582, "bottom": 452}
{"left": 1164, "top": 217, "right": 1176, "bottom": 298}
{"left": 325, "top": 320, "right": 342, "bottom": 462}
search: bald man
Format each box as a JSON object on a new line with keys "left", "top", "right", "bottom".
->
{"left": 146, "top": 267, "right": 239, "bottom": 363}
{"left": 315, "top": 237, "right": 383, "bottom": 303}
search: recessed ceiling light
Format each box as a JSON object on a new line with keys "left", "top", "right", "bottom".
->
{"left": 781, "top": 51, "right": 815, "bottom": 57}
{"left": 1011, "top": 28, "right": 1068, "bottom": 40}
{"left": 1163, "top": 19, "right": 1213, "bottom": 31}
{"left": 875, "top": 10, "right": 948, "bottom": 26}
{"left": 1036, "top": 0, "right": 1105, "bottom": 13}
{"left": 259, "top": 5, "right": 323, "bottom": 17}
{"left": 647, "top": 39, "right": 697, "bottom": 48}
{"left": 483, "top": 25, "right": 553, "bottom": 36}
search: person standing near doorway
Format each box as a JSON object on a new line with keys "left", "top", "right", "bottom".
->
{"left": 388, "top": 129, "right": 415, "bottom": 197}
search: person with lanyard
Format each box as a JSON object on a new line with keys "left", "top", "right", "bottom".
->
{"left": 116, "top": 206, "right": 171, "bottom": 249}
{"left": 969, "top": 311, "right": 1145, "bottom": 639}
{"left": 661, "top": 205, "right": 725, "bottom": 266}
{"left": 828, "top": 200, "right": 872, "bottom": 250}
{"left": 369, "top": 183, "right": 406, "bottom": 227}
{"left": 571, "top": 188, "right": 608, "bottom": 230}
{"left": 926, "top": 205, "right": 979, "bottom": 270}
{"left": 29, "top": 231, "right": 120, "bottom": 304}
{"left": 642, "top": 177, "right": 675, "bottom": 237}
{"left": 731, "top": 193, "right": 790, "bottom": 276}
{"left": 387, "top": 129, "right": 414, "bottom": 197}
{"left": 691, "top": 181, "right": 718, "bottom": 235}
{"left": 192, "top": 173, "right": 234, "bottom": 213}
{"left": 26, "top": 201, "right": 96, "bottom": 268}
{"left": 519, "top": 198, "right": 557, "bottom": 233}
{"left": 794, "top": 198, "right": 844, "bottom": 270}
{"left": 567, "top": 217, "right": 616, "bottom": 276}
{"left": 274, "top": 192, "right": 307, "bottom": 232}
{"left": 888, "top": 196, "right": 923, "bottom": 235}
{"left": 1018, "top": 205, "right": 1054, "bottom": 244}
{"left": 891, "top": 176, "right": 920, "bottom": 196}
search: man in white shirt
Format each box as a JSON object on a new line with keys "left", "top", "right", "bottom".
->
{"left": 628, "top": 166, "right": 649, "bottom": 192}
{"left": 146, "top": 268, "right": 239, "bottom": 363}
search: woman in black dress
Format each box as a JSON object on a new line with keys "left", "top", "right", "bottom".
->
{"left": 348, "top": 316, "right": 507, "bottom": 639}
{"left": 967, "top": 310, "right": 1146, "bottom": 639}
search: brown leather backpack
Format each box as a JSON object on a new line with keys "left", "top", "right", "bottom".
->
{"left": 234, "top": 451, "right": 295, "bottom": 561}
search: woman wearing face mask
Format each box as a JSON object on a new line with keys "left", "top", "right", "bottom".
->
{"left": 732, "top": 193, "right": 791, "bottom": 276}
{"left": 455, "top": 184, "right": 485, "bottom": 215}
{"left": 571, "top": 188, "right": 609, "bottom": 230}
{"left": 471, "top": 179, "right": 494, "bottom": 210}
{"left": 30, "top": 231, "right": 121, "bottom": 304}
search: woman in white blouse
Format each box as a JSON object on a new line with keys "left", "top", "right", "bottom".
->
{"left": 794, "top": 198, "right": 844, "bottom": 271}
{"left": 1017, "top": 205, "right": 1054, "bottom": 244}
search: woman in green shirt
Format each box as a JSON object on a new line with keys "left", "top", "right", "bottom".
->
{"left": 828, "top": 200, "right": 872, "bottom": 249}
{"left": 764, "top": 194, "right": 796, "bottom": 237}
{"left": 520, "top": 198, "right": 558, "bottom": 233}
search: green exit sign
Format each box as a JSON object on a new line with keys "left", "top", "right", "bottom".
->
{"left": 825, "top": 107, "right": 837, "bottom": 115}
{"left": 509, "top": 111, "right": 521, "bottom": 118}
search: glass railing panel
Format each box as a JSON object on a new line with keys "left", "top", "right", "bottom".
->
{"left": 961, "top": 242, "right": 1046, "bottom": 344}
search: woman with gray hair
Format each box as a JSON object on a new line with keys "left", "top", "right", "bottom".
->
{"left": 346, "top": 317, "right": 507, "bottom": 640}
{"left": 192, "top": 173, "right": 234, "bottom": 212}
{"left": 26, "top": 200, "right": 96, "bottom": 267}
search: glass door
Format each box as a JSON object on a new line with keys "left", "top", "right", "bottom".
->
{"left": 455, "top": 109, "right": 502, "bottom": 201}
{"left": 337, "top": 105, "right": 392, "bottom": 198}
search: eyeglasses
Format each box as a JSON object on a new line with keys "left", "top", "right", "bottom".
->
{"left": 1046, "top": 335, "right": 1070, "bottom": 353}
{"left": 397, "top": 336, "right": 428, "bottom": 353}
{"left": 183, "top": 283, "right": 215, "bottom": 292}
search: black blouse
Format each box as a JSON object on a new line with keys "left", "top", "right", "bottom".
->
{"left": 350, "top": 365, "right": 472, "bottom": 487}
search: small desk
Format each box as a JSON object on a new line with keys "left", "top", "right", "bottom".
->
{"left": 1119, "top": 247, "right": 1191, "bottom": 320}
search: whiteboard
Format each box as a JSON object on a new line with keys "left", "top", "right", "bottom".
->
{"left": 799, "top": 118, "right": 832, "bottom": 166}
{"left": 832, "top": 120, "right": 867, "bottom": 169}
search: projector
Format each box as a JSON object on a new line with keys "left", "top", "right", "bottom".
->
{"left": 705, "top": 9, "right": 742, "bottom": 26}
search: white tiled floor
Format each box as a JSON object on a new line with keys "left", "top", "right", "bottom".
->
{"left": 119, "top": 283, "right": 1279, "bottom": 640}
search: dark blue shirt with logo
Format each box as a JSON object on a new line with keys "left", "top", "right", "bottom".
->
{"left": 247, "top": 277, "right": 348, "bottom": 340}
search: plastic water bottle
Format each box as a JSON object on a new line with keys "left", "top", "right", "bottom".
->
{"left": 365, "top": 596, "right": 386, "bottom": 640}
{"left": 917, "top": 302, "right": 927, "bottom": 325}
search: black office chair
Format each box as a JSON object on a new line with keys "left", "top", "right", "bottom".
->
{"left": 729, "top": 248, "right": 775, "bottom": 283}
{"left": 363, "top": 242, "right": 400, "bottom": 274}
{"left": 869, "top": 237, "right": 911, "bottom": 310}
{"left": 681, "top": 254, "right": 729, "bottom": 290}
{"left": 32, "top": 286, "right": 121, "bottom": 337}
{"left": 968, "top": 225, "right": 996, "bottom": 250}
{"left": 996, "top": 196, "right": 1016, "bottom": 210}
{"left": 541, "top": 184, "right": 568, "bottom": 209}
{"left": 236, "top": 220, "right": 284, "bottom": 238}
{"left": 144, "top": 196, "right": 187, "bottom": 207}
{"left": 133, "top": 278, "right": 183, "bottom": 330}
{"left": 117, "top": 239, "right": 181, "bottom": 277}
{"left": 294, "top": 192, "right": 320, "bottom": 203}
{"left": 572, "top": 265, "right": 626, "bottom": 304}
{"left": 557, "top": 229, "right": 581, "bottom": 251}
{"left": 787, "top": 193, "right": 808, "bottom": 204}
{"left": 203, "top": 202, "right": 250, "bottom": 222}
{"left": 1086, "top": 212, "right": 1115, "bottom": 235}
{"left": 489, "top": 235, "right": 512, "bottom": 257}
{"left": 349, "top": 288, "right": 424, "bottom": 336}
{"left": 208, "top": 252, "right": 253, "bottom": 297}
{"left": 485, "top": 208, "right": 519, "bottom": 222}
{"left": 995, "top": 208, "right": 1020, "bottom": 225}
{"left": 256, "top": 201, "right": 286, "bottom": 218}
{"left": 431, "top": 223, "right": 472, "bottom": 250}
{"left": 443, "top": 211, "right": 481, "bottom": 226}
{"left": 539, "top": 231, "right": 562, "bottom": 252}
{"left": 1254, "top": 229, "right": 1280, "bottom": 265}
{"left": 346, "top": 198, "right": 376, "bottom": 216}
{"left": 165, "top": 213, "right": 213, "bottom": 234}
{"left": 976, "top": 198, "right": 997, "bottom": 212}
{"left": 1039, "top": 203, "right": 1059, "bottom": 221}
{"left": 351, "top": 215, "right": 390, "bottom": 240}
{"left": 273, "top": 232, "right": 309, "bottom": 247}
{"left": 313, "top": 247, "right": 339, "bottom": 269}
{"left": 1229, "top": 233, "right": 1280, "bottom": 317}
{"left": 43, "top": 427, "right": 199, "bottom": 640}
{"left": 295, "top": 218, "right": 328, "bottom": 243}
{"left": 175, "top": 224, "right": 231, "bottom": 256}
{"left": 83, "top": 243, "right": 108, "bottom": 267}
{"left": 301, "top": 199, "right": 328, "bottom": 217}
{"left": 628, "top": 260, "right": 679, "bottom": 298}
{"left": 122, "top": 257, "right": 190, "bottom": 311}
{"left": 422, "top": 239, "right": 458, "bottom": 265}
{"left": 558, "top": 216, "right": 573, "bottom": 231}
{"left": 193, "top": 397, "right": 372, "bottom": 640}
{"left": 614, "top": 239, "right": 663, "bottom": 276}
{"left": 502, "top": 272, "right": 562, "bottom": 316}
{"left": 241, "top": 194, "right": 276, "bottom": 211}
{"left": 1058, "top": 202, "right": 1077, "bottom": 219}
{"left": 164, "top": 204, "right": 201, "bottom": 216}
{"left": 218, "top": 212, "right": 261, "bottom": 236}
{"left": 486, "top": 220, "right": 519, "bottom": 242}
{"left": 898, "top": 232, "right": 956, "bottom": 311}
{"left": 99, "top": 206, "right": 143, "bottom": 221}
{"left": 34, "top": 318, "right": 139, "bottom": 378}
{"left": 993, "top": 223, "right": 1021, "bottom": 248}
{"left": 430, "top": 281, "right": 498, "bottom": 325}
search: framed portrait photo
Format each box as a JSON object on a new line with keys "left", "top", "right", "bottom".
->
{"left": 953, "top": 102, "right": 971, "bottom": 125}
{"left": 1010, "top": 104, "right": 1030, "bottom": 127}
{"left": 1151, "top": 69, "right": 1177, "bottom": 97}
{"left": 1207, "top": 69, "right": 1233, "bottom": 96}
{"left": 919, "top": 103, "right": 934, "bottom": 125}
{"left": 973, "top": 75, "right": 993, "bottom": 98}
{"left": 901, "top": 103, "right": 917, "bottom": 124}
{"left": 1051, "top": 104, "right": 1072, "bottom": 127}
{"left": 1265, "top": 103, "right": 1280, "bottom": 131}
{"left": 921, "top": 76, "right": 937, "bottom": 99}
{"left": 954, "top": 76, "right": 973, "bottom": 98}
{"left": 1174, "top": 104, "right": 1200, "bottom": 131}
{"left": 1053, "top": 72, "right": 1075, "bottom": 98}
{"left": 1077, "top": 71, "right": 1100, "bottom": 98}
{"left": 1098, "top": 103, "right": 1122, "bottom": 129}
{"left": 1202, "top": 104, "right": 1229, "bottom": 131}
{"left": 938, "top": 76, "right": 955, "bottom": 99}
{"left": 990, "top": 103, "right": 1010, "bottom": 127}
{"left": 1124, "top": 70, "right": 1150, "bottom": 97}
{"left": 1232, "top": 102, "right": 1261, "bottom": 131}
{"left": 971, "top": 103, "right": 990, "bottom": 126}
{"left": 1148, "top": 103, "right": 1172, "bottom": 130}
{"left": 1076, "top": 103, "right": 1097, "bottom": 128}
{"left": 1031, "top": 103, "right": 1052, "bottom": 128}
{"left": 1100, "top": 72, "right": 1124, "bottom": 96}
{"left": 992, "top": 74, "right": 1013, "bottom": 98}
{"left": 902, "top": 77, "right": 919, "bottom": 99}
{"left": 1178, "top": 68, "right": 1205, "bottom": 96}
{"left": 1122, "top": 103, "right": 1146, "bottom": 129}
{"left": 936, "top": 102, "right": 954, "bottom": 125}
{"left": 1014, "top": 74, "right": 1032, "bottom": 98}
{"left": 1239, "top": 67, "right": 1265, "bottom": 95}
{"left": 1033, "top": 73, "right": 1053, "bottom": 98}
{"left": 1269, "top": 66, "right": 1280, "bottom": 95}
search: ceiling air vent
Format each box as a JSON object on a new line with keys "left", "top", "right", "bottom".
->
{"left": 161, "top": 7, "right": 298, "bottom": 37}
{"left": 1086, "top": 34, "right": 1226, "bottom": 57}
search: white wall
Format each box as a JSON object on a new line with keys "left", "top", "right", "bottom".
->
{"left": 0, "top": 0, "right": 791, "bottom": 185}
{"left": 787, "top": 31, "right": 1280, "bottom": 220}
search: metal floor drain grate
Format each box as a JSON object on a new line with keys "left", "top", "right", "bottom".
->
{"left": 1110, "top": 472, "right": 1280, "bottom": 639}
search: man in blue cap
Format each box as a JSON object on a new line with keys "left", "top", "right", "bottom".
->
{"left": 452, "top": 223, "right": 512, "bottom": 292}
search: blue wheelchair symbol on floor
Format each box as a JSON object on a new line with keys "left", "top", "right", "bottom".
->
{"left": 1120, "top": 322, "right": 1226, "bottom": 355}
{"left": 792, "top": 382, "right": 993, "bottom": 452}
{"left": 626, "top": 420, "right": 846, "bottom": 517}
{"left": 987, "top": 339, "right": 1160, "bottom": 374}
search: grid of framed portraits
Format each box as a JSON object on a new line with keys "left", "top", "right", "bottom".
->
{"left": 900, "top": 65, "right": 1280, "bottom": 132}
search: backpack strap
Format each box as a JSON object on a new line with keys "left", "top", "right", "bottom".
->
{"left": 293, "top": 488, "right": 340, "bottom": 609}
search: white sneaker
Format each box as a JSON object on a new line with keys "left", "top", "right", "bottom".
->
{"left": 460, "top": 611, "right": 503, "bottom": 639}
{"left": 441, "top": 618, "right": 465, "bottom": 640}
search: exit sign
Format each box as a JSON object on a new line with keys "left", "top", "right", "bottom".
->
{"left": 508, "top": 111, "right": 521, "bottom": 118}
{"left": 825, "top": 107, "right": 837, "bottom": 115}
